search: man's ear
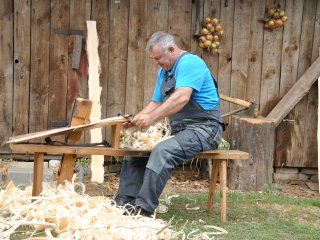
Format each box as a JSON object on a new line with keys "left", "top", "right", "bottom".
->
{"left": 168, "top": 46, "right": 175, "bottom": 54}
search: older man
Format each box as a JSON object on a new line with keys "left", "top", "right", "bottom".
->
{"left": 115, "top": 31, "right": 223, "bottom": 217}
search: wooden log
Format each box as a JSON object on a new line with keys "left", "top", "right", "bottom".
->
{"left": 229, "top": 116, "right": 275, "bottom": 191}
{"left": 266, "top": 56, "right": 320, "bottom": 126}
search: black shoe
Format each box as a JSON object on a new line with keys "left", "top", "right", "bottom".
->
{"left": 123, "top": 204, "right": 154, "bottom": 217}
{"left": 114, "top": 195, "right": 135, "bottom": 206}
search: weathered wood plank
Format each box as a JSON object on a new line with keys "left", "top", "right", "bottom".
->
{"left": 260, "top": 0, "right": 285, "bottom": 116}
{"left": 304, "top": 1, "right": 320, "bottom": 168}
{"left": 230, "top": 0, "right": 251, "bottom": 111}
{"left": 217, "top": 0, "right": 234, "bottom": 131}
{"left": 0, "top": 0, "right": 13, "bottom": 152}
{"left": 190, "top": 0, "right": 204, "bottom": 55}
{"left": 107, "top": 0, "right": 129, "bottom": 126}
{"left": 292, "top": 0, "right": 317, "bottom": 167}
{"left": 125, "top": 0, "right": 147, "bottom": 115}
{"left": 168, "top": 0, "right": 192, "bottom": 51}
{"left": 246, "top": 0, "right": 265, "bottom": 109}
{"left": 49, "top": 0, "right": 70, "bottom": 134}
{"left": 67, "top": 0, "right": 91, "bottom": 112}
{"left": 144, "top": 0, "right": 169, "bottom": 106}
{"left": 273, "top": 0, "right": 303, "bottom": 167}
{"left": 29, "top": 0, "right": 50, "bottom": 135}
{"left": 13, "top": 0, "right": 30, "bottom": 137}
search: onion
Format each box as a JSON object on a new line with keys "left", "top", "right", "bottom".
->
{"left": 282, "top": 15, "right": 288, "bottom": 22}
{"left": 215, "top": 24, "right": 222, "bottom": 32}
{"left": 206, "top": 34, "right": 213, "bottom": 41}
{"left": 217, "top": 30, "right": 225, "bottom": 38}
{"left": 204, "top": 40, "right": 212, "bottom": 48}
{"left": 267, "top": 19, "right": 275, "bottom": 28}
{"left": 199, "top": 41, "right": 205, "bottom": 49}
{"left": 210, "top": 42, "right": 217, "bottom": 49}
{"left": 204, "top": 17, "right": 212, "bottom": 24}
{"left": 199, "top": 36, "right": 206, "bottom": 42}
{"left": 211, "top": 18, "right": 219, "bottom": 25}
{"left": 266, "top": 7, "right": 275, "bottom": 16}
{"left": 201, "top": 28, "right": 209, "bottom": 35}
{"left": 279, "top": 10, "right": 285, "bottom": 17}
{"left": 213, "top": 35, "right": 219, "bottom": 41}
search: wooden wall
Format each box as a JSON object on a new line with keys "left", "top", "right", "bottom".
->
{"left": 0, "top": 0, "right": 319, "bottom": 168}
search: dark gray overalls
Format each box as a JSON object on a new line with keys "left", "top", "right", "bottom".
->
{"left": 118, "top": 52, "right": 223, "bottom": 213}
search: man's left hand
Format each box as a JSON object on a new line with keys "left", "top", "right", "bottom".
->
{"left": 131, "top": 112, "right": 154, "bottom": 129}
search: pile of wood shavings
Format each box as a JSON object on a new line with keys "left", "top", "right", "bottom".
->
{"left": 120, "top": 119, "right": 172, "bottom": 150}
{"left": 0, "top": 178, "right": 176, "bottom": 239}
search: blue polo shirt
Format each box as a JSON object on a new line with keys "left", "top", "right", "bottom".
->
{"left": 151, "top": 53, "right": 219, "bottom": 110}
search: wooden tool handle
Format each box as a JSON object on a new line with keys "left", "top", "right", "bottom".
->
{"left": 219, "top": 94, "right": 252, "bottom": 108}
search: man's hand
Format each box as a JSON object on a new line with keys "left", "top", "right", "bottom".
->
{"left": 131, "top": 112, "right": 154, "bottom": 129}
{"left": 122, "top": 120, "right": 136, "bottom": 129}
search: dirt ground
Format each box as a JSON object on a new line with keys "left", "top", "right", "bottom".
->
{"left": 83, "top": 170, "right": 320, "bottom": 200}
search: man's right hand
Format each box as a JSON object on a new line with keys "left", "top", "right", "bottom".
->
{"left": 122, "top": 120, "right": 136, "bottom": 129}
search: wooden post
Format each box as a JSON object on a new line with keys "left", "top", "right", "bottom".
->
{"left": 219, "top": 160, "right": 227, "bottom": 222}
{"left": 229, "top": 116, "right": 275, "bottom": 191}
{"left": 32, "top": 153, "right": 44, "bottom": 196}
{"left": 110, "top": 124, "right": 121, "bottom": 149}
{"left": 207, "top": 159, "right": 220, "bottom": 212}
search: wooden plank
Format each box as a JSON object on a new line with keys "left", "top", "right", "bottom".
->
{"left": 168, "top": 0, "right": 192, "bottom": 51}
{"left": 292, "top": 0, "right": 318, "bottom": 167}
{"left": 246, "top": 0, "right": 265, "bottom": 110}
{"left": 304, "top": 2, "right": 320, "bottom": 169}
{"left": 217, "top": 0, "right": 235, "bottom": 137}
{"left": 10, "top": 143, "right": 249, "bottom": 160}
{"left": 7, "top": 116, "right": 130, "bottom": 143}
{"left": 190, "top": 0, "right": 204, "bottom": 55}
{"left": 0, "top": 0, "right": 13, "bottom": 152}
{"left": 230, "top": 0, "right": 251, "bottom": 111}
{"left": 202, "top": 0, "right": 220, "bottom": 78}
{"left": 67, "top": 0, "right": 91, "bottom": 112}
{"left": 87, "top": 20, "right": 104, "bottom": 183}
{"left": 125, "top": 0, "right": 147, "bottom": 115}
{"left": 49, "top": 0, "right": 70, "bottom": 133}
{"left": 57, "top": 154, "right": 76, "bottom": 185}
{"left": 13, "top": 0, "right": 30, "bottom": 137}
{"left": 266, "top": 57, "right": 320, "bottom": 126}
{"left": 273, "top": 0, "right": 304, "bottom": 167}
{"left": 260, "top": 0, "right": 285, "bottom": 116}
{"left": 32, "top": 153, "right": 44, "bottom": 196}
{"left": 29, "top": 0, "right": 50, "bottom": 134}
{"left": 91, "top": 0, "right": 110, "bottom": 140}
{"left": 318, "top": 77, "right": 320, "bottom": 192}
{"left": 107, "top": 0, "right": 129, "bottom": 118}
{"left": 144, "top": 0, "right": 169, "bottom": 106}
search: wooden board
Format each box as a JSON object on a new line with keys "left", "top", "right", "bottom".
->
{"left": 292, "top": 0, "right": 317, "bottom": 167}
{"left": 246, "top": 0, "right": 264, "bottom": 109}
{"left": 10, "top": 143, "right": 249, "bottom": 160}
{"left": 91, "top": 0, "right": 110, "bottom": 140}
{"left": 0, "top": 0, "right": 13, "bottom": 152}
{"left": 230, "top": 0, "right": 251, "bottom": 111}
{"left": 49, "top": 0, "right": 70, "bottom": 134}
{"left": 144, "top": 0, "right": 169, "bottom": 106}
{"left": 13, "top": 0, "right": 30, "bottom": 137}
{"left": 66, "top": 0, "right": 91, "bottom": 112}
{"left": 7, "top": 116, "right": 130, "bottom": 144}
{"left": 29, "top": 0, "right": 50, "bottom": 134}
{"left": 259, "top": 0, "right": 285, "bottom": 117}
{"left": 125, "top": 0, "right": 147, "bottom": 115}
{"left": 190, "top": 0, "right": 204, "bottom": 55}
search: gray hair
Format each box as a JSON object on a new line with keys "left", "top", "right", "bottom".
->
{"left": 146, "top": 31, "right": 176, "bottom": 52}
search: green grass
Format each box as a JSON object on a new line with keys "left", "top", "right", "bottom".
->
{"left": 157, "top": 189, "right": 320, "bottom": 240}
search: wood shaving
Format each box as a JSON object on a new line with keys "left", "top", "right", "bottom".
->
{"left": 120, "top": 119, "right": 172, "bottom": 150}
{"left": 0, "top": 178, "right": 176, "bottom": 239}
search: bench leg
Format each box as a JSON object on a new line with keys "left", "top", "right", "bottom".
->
{"left": 32, "top": 153, "right": 44, "bottom": 196}
{"left": 58, "top": 154, "right": 76, "bottom": 185}
{"left": 219, "top": 159, "right": 227, "bottom": 222}
{"left": 207, "top": 159, "right": 220, "bottom": 212}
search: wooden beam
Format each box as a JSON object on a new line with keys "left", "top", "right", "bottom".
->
{"left": 10, "top": 143, "right": 249, "bottom": 160}
{"left": 266, "top": 56, "right": 320, "bottom": 126}
{"left": 7, "top": 116, "right": 129, "bottom": 144}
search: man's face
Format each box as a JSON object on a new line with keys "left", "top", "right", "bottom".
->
{"left": 148, "top": 44, "right": 173, "bottom": 71}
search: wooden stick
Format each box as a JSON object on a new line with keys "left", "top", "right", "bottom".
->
{"left": 219, "top": 159, "right": 227, "bottom": 222}
{"left": 220, "top": 93, "right": 252, "bottom": 108}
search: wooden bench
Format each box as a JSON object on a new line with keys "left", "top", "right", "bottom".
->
{"left": 9, "top": 142, "right": 248, "bottom": 222}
